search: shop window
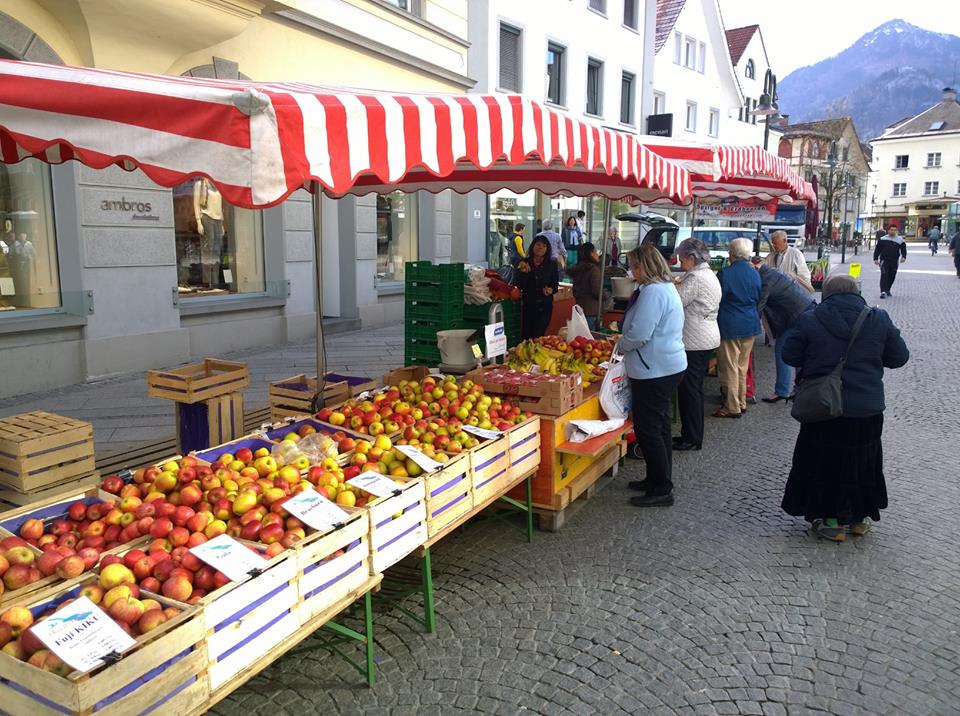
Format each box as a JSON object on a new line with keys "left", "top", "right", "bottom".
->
{"left": 0, "top": 159, "right": 60, "bottom": 313}
{"left": 376, "top": 192, "right": 418, "bottom": 283}
{"left": 653, "top": 91, "right": 665, "bottom": 115}
{"left": 499, "top": 23, "right": 522, "bottom": 92}
{"left": 173, "top": 178, "right": 264, "bottom": 297}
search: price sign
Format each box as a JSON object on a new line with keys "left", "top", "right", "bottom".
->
{"left": 461, "top": 424, "right": 502, "bottom": 440}
{"left": 33, "top": 596, "right": 137, "bottom": 673}
{"left": 347, "top": 471, "right": 402, "bottom": 497}
{"left": 283, "top": 487, "right": 352, "bottom": 531}
{"left": 484, "top": 322, "right": 507, "bottom": 359}
{"left": 471, "top": 343, "right": 483, "bottom": 359}
{"left": 0, "top": 278, "right": 13, "bottom": 296}
{"left": 395, "top": 444, "right": 443, "bottom": 473}
{"left": 190, "top": 534, "right": 266, "bottom": 582}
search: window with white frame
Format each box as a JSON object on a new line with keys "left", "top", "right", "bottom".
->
{"left": 685, "top": 102, "right": 697, "bottom": 132}
{"left": 957, "top": 179, "right": 960, "bottom": 194}
{"left": 895, "top": 154, "right": 909, "bottom": 169}
{"left": 588, "top": 0, "right": 606, "bottom": 13}
{"left": 750, "top": 98, "right": 757, "bottom": 125}
{"left": 698, "top": 42, "right": 706, "bottom": 73}
{"left": 673, "top": 32, "right": 682, "bottom": 64}
{"left": 708, "top": 108, "right": 719, "bottom": 137}
{"left": 653, "top": 91, "right": 665, "bottom": 115}
{"left": 745, "top": 59, "right": 755, "bottom": 79}
{"left": 620, "top": 71, "right": 635, "bottom": 125}
{"left": 923, "top": 181, "right": 939, "bottom": 195}
{"left": 684, "top": 37, "right": 696, "bottom": 69}
{"left": 384, "top": 0, "right": 422, "bottom": 16}
{"left": 926, "top": 152, "right": 941, "bottom": 167}
{"left": 546, "top": 43, "right": 565, "bottom": 105}
{"left": 498, "top": 23, "right": 522, "bottom": 92}
{"left": 586, "top": 58, "right": 604, "bottom": 116}
{"left": 623, "top": 0, "right": 638, "bottom": 28}
{"left": 892, "top": 183, "right": 906, "bottom": 197}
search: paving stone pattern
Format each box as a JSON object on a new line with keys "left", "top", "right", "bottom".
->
{"left": 3, "top": 248, "right": 959, "bottom": 714}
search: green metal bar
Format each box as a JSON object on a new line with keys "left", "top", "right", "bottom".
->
{"left": 323, "top": 620, "right": 365, "bottom": 642}
{"left": 525, "top": 471, "right": 534, "bottom": 543}
{"left": 422, "top": 547, "right": 436, "bottom": 634}
{"left": 364, "top": 590, "right": 375, "bottom": 687}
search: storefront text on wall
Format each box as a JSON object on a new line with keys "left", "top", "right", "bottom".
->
{"left": 99, "top": 196, "right": 160, "bottom": 221}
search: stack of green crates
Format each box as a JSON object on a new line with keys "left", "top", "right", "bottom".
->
{"left": 404, "top": 261, "right": 465, "bottom": 366}
{"left": 461, "top": 300, "right": 522, "bottom": 353}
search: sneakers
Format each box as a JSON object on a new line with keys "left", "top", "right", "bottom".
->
{"left": 811, "top": 519, "right": 845, "bottom": 542}
{"left": 849, "top": 519, "right": 872, "bottom": 536}
{"left": 879, "top": 292, "right": 886, "bottom": 299}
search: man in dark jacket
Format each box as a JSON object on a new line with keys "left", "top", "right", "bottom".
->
{"left": 949, "top": 230, "right": 960, "bottom": 278}
{"left": 755, "top": 263, "right": 817, "bottom": 402}
{"left": 873, "top": 224, "right": 907, "bottom": 298}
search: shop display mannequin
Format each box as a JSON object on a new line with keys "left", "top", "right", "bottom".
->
{"left": 9, "top": 231, "right": 35, "bottom": 307}
{"left": 193, "top": 178, "right": 224, "bottom": 286}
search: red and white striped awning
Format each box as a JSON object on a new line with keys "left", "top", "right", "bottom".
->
{"left": 0, "top": 60, "right": 691, "bottom": 208}
{"left": 643, "top": 138, "right": 817, "bottom": 204}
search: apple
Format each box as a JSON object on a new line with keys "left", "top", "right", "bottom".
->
{"left": 100, "top": 562, "right": 136, "bottom": 590}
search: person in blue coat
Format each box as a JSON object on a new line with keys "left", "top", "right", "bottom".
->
{"left": 619, "top": 243, "right": 687, "bottom": 508}
{"left": 715, "top": 238, "right": 761, "bottom": 418}
{"left": 780, "top": 273, "right": 909, "bottom": 541}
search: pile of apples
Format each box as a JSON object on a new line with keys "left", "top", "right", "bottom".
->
{"left": 320, "top": 375, "right": 531, "bottom": 438}
{"left": 346, "top": 437, "right": 436, "bottom": 480}
{"left": 536, "top": 334, "right": 613, "bottom": 364}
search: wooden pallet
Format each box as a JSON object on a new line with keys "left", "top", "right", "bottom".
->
{"left": 533, "top": 441, "right": 623, "bottom": 532}
{"left": 0, "top": 577, "right": 208, "bottom": 716}
{"left": 0, "top": 411, "right": 96, "bottom": 493}
{"left": 268, "top": 374, "right": 350, "bottom": 422}
{"left": 147, "top": 358, "right": 249, "bottom": 404}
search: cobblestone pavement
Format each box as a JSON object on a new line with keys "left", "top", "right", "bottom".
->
{"left": 204, "top": 249, "right": 959, "bottom": 716}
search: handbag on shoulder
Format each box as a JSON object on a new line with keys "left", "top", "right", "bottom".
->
{"left": 790, "top": 307, "right": 872, "bottom": 423}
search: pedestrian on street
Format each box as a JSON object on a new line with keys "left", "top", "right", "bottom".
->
{"left": 562, "top": 215, "right": 583, "bottom": 267}
{"left": 780, "top": 273, "right": 909, "bottom": 541}
{"left": 714, "top": 238, "right": 761, "bottom": 418}
{"left": 765, "top": 229, "right": 814, "bottom": 292}
{"left": 507, "top": 222, "right": 526, "bottom": 267}
{"left": 672, "top": 238, "right": 721, "bottom": 452}
{"left": 928, "top": 225, "right": 941, "bottom": 255}
{"left": 754, "top": 262, "right": 817, "bottom": 403}
{"left": 516, "top": 235, "right": 559, "bottom": 339}
{"left": 566, "top": 242, "right": 603, "bottom": 330}
{"left": 620, "top": 243, "right": 687, "bottom": 508}
{"left": 535, "top": 219, "right": 566, "bottom": 269}
{"left": 873, "top": 224, "right": 907, "bottom": 298}
{"left": 606, "top": 225, "right": 621, "bottom": 268}
{"left": 950, "top": 229, "right": 960, "bottom": 278}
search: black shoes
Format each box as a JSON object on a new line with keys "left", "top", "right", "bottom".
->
{"left": 628, "top": 479, "right": 649, "bottom": 491}
{"left": 630, "top": 493, "right": 674, "bottom": 507}
{"left": 673, "top": 441, "right": 701, "bottom": 451}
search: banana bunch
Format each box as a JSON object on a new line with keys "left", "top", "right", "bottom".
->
{"left": 507, "top": 340, "right": 596, "bottom": 386}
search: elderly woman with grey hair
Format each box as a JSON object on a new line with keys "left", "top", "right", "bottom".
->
{"left": 780, "top": 273, "right": 908, "bottom": 541}
{"left": 714, "top": 237, "right": 762, "bottom": 418}
{"left": 535, "top": 219, "right": 566, "bottom": 267}
{"left": 672, "top": 238, "right": 721, "bottom": 450}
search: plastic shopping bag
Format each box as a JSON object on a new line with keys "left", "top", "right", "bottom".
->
{"left": 599, "top": 348, "right": 631, "bottom": 421}
{"left": 566, "top": 305, "right": 593, "bottom": 341}
{"left": 565, "top": 418, "right": 628, "bottom": 443}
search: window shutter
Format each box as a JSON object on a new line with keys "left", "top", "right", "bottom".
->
{"left": 499, "top": 26, "right": 520, "bottom": 91}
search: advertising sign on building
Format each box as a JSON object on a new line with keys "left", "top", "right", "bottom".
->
{"left": 697, "top": 199, "right": 779, "bottom": 222}
{"left": 646, "top": 113, "right": 673, "bottom": 137}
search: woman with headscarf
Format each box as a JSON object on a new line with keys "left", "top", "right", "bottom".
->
{"left": 781, "top": 273, "right": 909, "bottom": 541}
{"left": 672, "top": 238, "right": 721, "bottom": 451}
{"left": 516, "top": 234, "right": 560, "bottom": 339}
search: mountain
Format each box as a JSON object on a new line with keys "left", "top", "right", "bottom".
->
{"left": 778, "top": 20, "right": 960, "bottom": 141}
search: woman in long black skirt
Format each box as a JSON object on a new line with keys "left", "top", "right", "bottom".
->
{"left": 781, "top": 273, "right": 909, "bottom": 541}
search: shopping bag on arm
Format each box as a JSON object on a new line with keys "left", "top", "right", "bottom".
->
{"left": 566, "top": 305, "right": 593, "bottom": 341}
{"left": 599, "top": 347, "right": 631, "bottom": 421}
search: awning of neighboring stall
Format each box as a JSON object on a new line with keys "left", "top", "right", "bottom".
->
{"left": 0, "top": 59, "right": 691, "bottom": 207}
{"left": 641, "top": 137, "right": 817, "bottom": 204}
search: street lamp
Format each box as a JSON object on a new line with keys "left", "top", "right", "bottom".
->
{"left": 750, "top": 69, "right": 779, "bottom": 151}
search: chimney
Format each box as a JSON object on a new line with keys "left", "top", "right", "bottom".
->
{"left": 944, "top": 87, "right": 957, "bottom": 102}
{"left": 778, "top": 114, "right": 790, "bottom": 127}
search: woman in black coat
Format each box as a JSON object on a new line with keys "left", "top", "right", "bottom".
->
{"left": 517, "top": 235, "right": 560, "bottom": 339}
{"left": 781, "top": 273, "right": 909, "bottom": 541}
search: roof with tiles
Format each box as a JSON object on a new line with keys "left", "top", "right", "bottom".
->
{"left": 725, "top": 24, "right": 758, "bottom": 66}
{"left": 876, "top": 95, "right": 960, "bottom": 139}
{"left": 655, "top": 0, "right": 686, "bottom": 53}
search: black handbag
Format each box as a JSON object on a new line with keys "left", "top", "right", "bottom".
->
{"left": 790, "top": 307, "right": 871, "bottom": 423}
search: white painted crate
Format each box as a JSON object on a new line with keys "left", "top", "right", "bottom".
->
{"left": 364, "top": 477, "right": 427, "bottom": 573}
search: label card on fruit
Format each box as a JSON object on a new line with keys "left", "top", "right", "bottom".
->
{"left": 190, "top": 534, "right": 267, "bottom": 583}
{"left": 283, "top": 487, "right": 352, "bottom": 531}
{"left": 33, "top": 595, "right": 137, "bottom": 673}
{"left": 347, "top": 471, "right": 402, "bottom": 497}
{"left": 395, "top": 445, "right": 444, "bottom": 473}
{"left": 461, "top": 424, "right": 502, "bottom": 440}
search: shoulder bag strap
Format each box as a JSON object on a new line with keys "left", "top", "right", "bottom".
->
{"left": 839, "top": 307, "right": 872, "bottom": 367}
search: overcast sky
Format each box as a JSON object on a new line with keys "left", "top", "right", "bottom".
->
{"left": 718, "top": 0, "right": 960, "bottom": 78}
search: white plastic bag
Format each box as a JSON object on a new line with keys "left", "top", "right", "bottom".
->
{"left": 599, "top": 347, "right": 631, "bottom": 421}
{"left": 565, "top": 418, "right": 628, "bottom": 443}
{"left": 566, "top": 305, "right": 593, "bottom": 341}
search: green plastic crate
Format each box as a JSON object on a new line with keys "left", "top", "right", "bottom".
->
{"left": 405, "top": 320, "right": 464, "bottom": 343}
{"left": 405, "top": 297, "right": 464, "bottom": 322}
{"left": 405, "top": 282, "right": 464, "bottom": 304}
{"left": 405, "top": 261, "right": 465, "bottom": 285}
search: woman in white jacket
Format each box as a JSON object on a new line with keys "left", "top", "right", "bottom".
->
{"left": 673, "top": 239, "right": 722, "bottom": 451}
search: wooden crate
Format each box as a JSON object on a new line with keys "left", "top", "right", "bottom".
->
{"left": 324, "top": 372, "right": 378, "bottom": 397}
{"left": 296, "top": 510, "right": 372, "bottom": 624}
{"left": 268, "top": 374, "right": 350, "bottom": 422}
{"left": 0, "top": 579, "right": 208, "bottom": 716}
{"left": 382, "top": 365, "right": 430, "bottom": 387}
{"left": 147, "top": 358, "right": 249, "bottom": 404}
{"left": 505, "top": 416, "right": 541, "bottom": 482}
{"left": 466, "top": 434, "right": 512, "bottom": 506}
{"left": 203, "top": 546, "right": 302, "bottom": 693}
{"left": 0, "top": 470, "right": 100, "bottom": 510}
{"left": 175, "top": 391, "right": 245, "bottom": 454}
{"left": 363, "top": 477, "right": 427, "bottom": 573}
{"left": 192, "top": 435, "right": 278, "bottom": 465}
{"left": 0, "top": 411, "right": 96, "bottom": 493}
{"left": 415, "top": 453, "right": 472, "bottom": 538}
{"left": 465, "top": 367, "right": 583, "bottom": 416}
